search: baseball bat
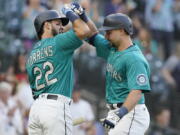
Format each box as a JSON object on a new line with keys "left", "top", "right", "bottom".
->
{"left": 73, "top": 117, "right": 86, "bottom": 126}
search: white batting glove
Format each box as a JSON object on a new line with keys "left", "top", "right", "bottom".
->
{"left": 100, "top": 109, "right": 120, "bottom": 129}
{"left": 100, "top": 106, "right": 128, "bottom": 129}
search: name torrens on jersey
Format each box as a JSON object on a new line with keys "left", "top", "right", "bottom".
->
{"left": 27, "top": 46, "right": 53, "bottom": 67}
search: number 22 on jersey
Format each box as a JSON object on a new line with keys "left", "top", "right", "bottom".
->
{"left": 34, "top": 61, "right": 57, "bottom": 90}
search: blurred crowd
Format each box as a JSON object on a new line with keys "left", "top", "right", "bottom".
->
{"left": 0, "top": 0, "right": 180, "bottom": 135}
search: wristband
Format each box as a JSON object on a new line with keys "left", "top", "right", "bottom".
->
{"left": 116, "top": 106, "right": 128, "bottom": 118}
{"left": 88, "top": 33, "right": 98, "bottom": 45}
{"left": 80, "top": 12, "right": 89, "bottom": 22}
{"left": 66, "top": 11, "right": 80, "bottom": 22}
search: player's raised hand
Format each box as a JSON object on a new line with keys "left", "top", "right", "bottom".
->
{"left": 70, "top": 2, "right": 89, "bottom": 22}
{"left": 61, "top": 3, "right": 81, "bottom": 23}
{"left": 61, "top": 4, "right": 73, "bottom": 15}
{"left": 70, "top": 2, "right": 84, "bottom": 15}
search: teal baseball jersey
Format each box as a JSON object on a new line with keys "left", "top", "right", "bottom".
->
{"left": 92, "top": 34, "right": 151, "bottom": 104}
{"left": 26, "top": 30, "right": 83, "bottom": 99}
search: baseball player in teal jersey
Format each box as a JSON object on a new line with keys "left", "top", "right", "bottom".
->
{"left": 26, "top": 5, "right": 90, "bottom": 135}
{"left": 70, "top": 2, "right": 151, "bottom": 135}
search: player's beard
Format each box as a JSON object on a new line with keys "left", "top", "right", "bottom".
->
{"left": 52, "top": 28, "right": 59, "bottom": 36}
{"left": 51, "top": 27, "right": 64, "bottom": 36}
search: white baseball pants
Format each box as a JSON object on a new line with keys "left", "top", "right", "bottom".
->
{"left": 28, "top": 94, "right": 72, "bottom": 135}
{"left": 109, "top": 104, "right": 150, "bottom": 135}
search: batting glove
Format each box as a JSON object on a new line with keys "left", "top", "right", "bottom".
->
{"left": 61, "top": 4, "right": 80, "bottom": 22}
{"left": 100, "top": 106, "right": 128, "bottom": 129}
{"left": 61, "top": 4, "right": 73, "bottom": 15}
{"left": 100, "top": 109, "right": 120, "bottom": 129}
{"left": 70, "top": 2, "right": 89, "bottom": 22}
{"left": 71, "top": 2, "right": 84, "bottom": 15}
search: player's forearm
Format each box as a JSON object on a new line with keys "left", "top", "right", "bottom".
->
{"left": 122, "top": 90, "right": 142, "bottom": 112}
{"left": 73, "top": 19, "right": 91, "bottom": 39}
{"left": 70, "top": 2, "right": 98, "bottom": 37}
{"left": 62, "top": 5, "right": 90, "bottom": 39}
{"left": 86, "top": 19, "right": 99, "bottom": 37}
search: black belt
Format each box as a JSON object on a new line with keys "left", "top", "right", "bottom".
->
{"left": 107, "top": 103, "right": 123, "bottom": 110}
{"left": 34, "top": 94, "right": 58, "bottom": 100}
{"left": 47, "top": 94, "right": 58, "bottom": 100}
{"left": 33, "top": 95, "right": 39, "bottom": 100}
{"left": 35, "top": 94, "right": 72, "bottom": 105}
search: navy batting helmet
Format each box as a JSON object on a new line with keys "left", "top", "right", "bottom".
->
{"left": 99, "top": 13, "right": 133, "bottom": 35}
{"left": 34, "top": 10, "right": 69, "bottom": 34}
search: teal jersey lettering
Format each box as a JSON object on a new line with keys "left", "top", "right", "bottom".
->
{"left": 26, "top": 30, "right": 83, "bottom": 99}
{"left": 93, "top": 34, "right": 151, "bottom": 104}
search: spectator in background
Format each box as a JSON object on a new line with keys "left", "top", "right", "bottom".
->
{"left": 5, "top": 0, "right": 24, "bottom": 36}
{"left": 147, "top": 107, "right": 179, "bottom": 135}
{"left": 125, "top": 0, "right": 137, "bottom": 14}
{"left": 21, "top": 0, "right": 46, "bottom": 51}
{"left": 79, "top": 0, "right": 99, "bottom": 24}
{"left": 131, "top": 13, "right": 143, "bottom": 37}
{"left": 162, "top": 43, "right": 180, "bottom": 91}
{"left": 70, "top": 86, "right": 95, "bottom": 135}
{"left": 145, "top": 0, "right": 174, "bottom": 60}
{"left": 104, "top": 0, "right": 126, "bottom": 16}
{"left": 173, "top": 0, "right": 180, "bottom": 41}
{"left": 13, "top": 52, "right": 34, "bottom": 134}
{"left": 134, "top": 27, "right": 158, "bottom": 56}
{"left": 3, "top": 52, "right": 34, "bottom": 135}
{"left": 40, "top": 0, "right": 54, "bottom": 9}
{"left": 162, "top": 43, "right": 180, "bottom": 129}
{"left": 15, "top": 81, "right": 33, "bottom": 135}
{"left": 4, "top": 71, "right": 18, "bottom": 96}
{"left": 0, "top": 81, "right": 23, "bottom": 135}
{"left": 14, "top": 52, "right": 27, "bottom": 82}
{"left": 52, "top": 0, "right": 72, "bottom": 10}
{"left": 132, "top": 0, "right": 146, "bottom": 15}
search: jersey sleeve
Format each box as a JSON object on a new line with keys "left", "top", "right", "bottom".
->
{"left": 127, "top": 61, "right": 151, "bottom": 92}
{"left": 55, "top": 29, "right": 83, "bottom": 53}
{"left": 89, "top": 34, "right": 111, "bottom": 60}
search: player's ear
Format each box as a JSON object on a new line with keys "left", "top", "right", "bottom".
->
{"left": 44, "top": 21, "right": 52, "bottom": 31}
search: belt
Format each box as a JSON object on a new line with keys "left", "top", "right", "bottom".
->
{"left": 106, "top": 103, "right": 123, "bottom": 110}
{"left": 38, "top": 93, "right": 72, "bottom": 105}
